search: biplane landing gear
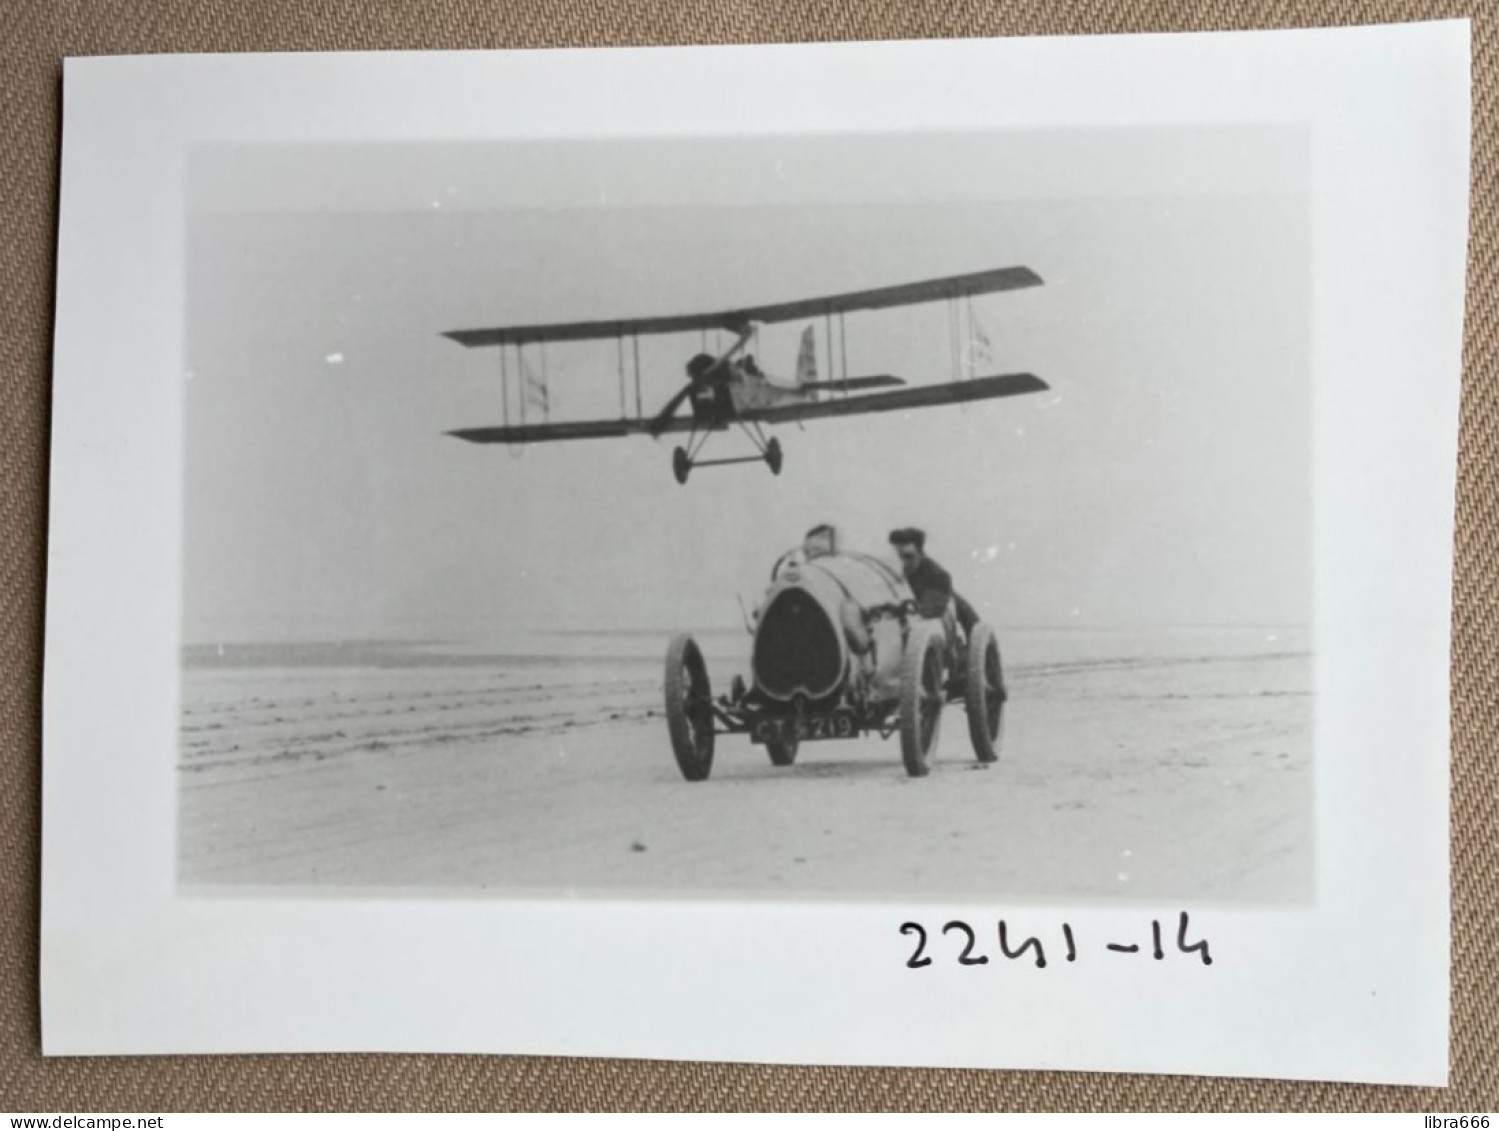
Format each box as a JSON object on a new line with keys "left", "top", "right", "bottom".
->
{"left": 765, "top": 437, "right": 784, "bottom": 476}
{"left": 669, "top": 428, "right": 784, "bottom": 484}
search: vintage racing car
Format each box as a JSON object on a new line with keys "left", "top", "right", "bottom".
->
{"left": 663, "top": 546, "right": 1006, "bottom": 780}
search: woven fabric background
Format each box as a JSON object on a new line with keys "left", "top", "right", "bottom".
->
{"left": 2, "top": 0, "right": 1492, "bottom": 1112}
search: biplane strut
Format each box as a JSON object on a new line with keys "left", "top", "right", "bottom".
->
{"left": 438, "top": 265, "right": 1052, "bottom": 486}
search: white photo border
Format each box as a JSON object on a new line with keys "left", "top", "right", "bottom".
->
{"left": 42, "top": 22, "right": 1470, "bottom": 1083}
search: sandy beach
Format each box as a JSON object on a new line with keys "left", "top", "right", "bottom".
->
{"left": 177, "top": 628, "right": 1313, "bottom": 902}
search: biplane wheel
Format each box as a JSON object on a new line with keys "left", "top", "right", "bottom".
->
{"left": 765, "top": 437, "right": 784, "bottom": 476}
{"left": 766, "top": 730, "right": 799, "bottom": 767}
{"left": 899, "top": 622, "right": 947, "bottom": 778}
{"left": 672, "top": 447, "right": 691, "bottom": 485}
{"left": 964, "top": 622, "right": 1005, "bottom": 764}
{"left": 665, "top": 633, "right": 714, "bottom": 781}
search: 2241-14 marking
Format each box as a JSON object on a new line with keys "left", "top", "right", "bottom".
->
{"left": 901, "top": 911, "right": 1213, "bottom": 969}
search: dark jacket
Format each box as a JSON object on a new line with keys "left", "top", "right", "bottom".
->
{"left": 905, "top": 556, "right": 978, "bottom": 633}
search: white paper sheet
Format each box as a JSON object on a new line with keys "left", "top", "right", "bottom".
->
{"left": 43, "top": 22, "right": 1469, "bottom": 1083}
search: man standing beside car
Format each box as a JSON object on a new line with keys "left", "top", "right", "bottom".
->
{"left": 888, "top": 527, "right": 978, "bottom": 637}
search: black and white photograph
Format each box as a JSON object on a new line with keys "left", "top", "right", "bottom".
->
{"left": 178, "top": 127, "right": 1313, "bottom": 902}
{"left": 40, "top": 26, "right": 1466, "bottom": 1078}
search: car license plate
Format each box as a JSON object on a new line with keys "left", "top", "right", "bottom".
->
{"left": 752, "top": 712, "right": 857, "bottom": 744}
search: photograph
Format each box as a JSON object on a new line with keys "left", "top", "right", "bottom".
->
{"left": 178, "top": 125, "right": 1313, "bottom": 903}
{"left": 40, "top": 26, "right": 1467, "bottom": 1077}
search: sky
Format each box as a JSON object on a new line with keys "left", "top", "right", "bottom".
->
{"left": 183, "top": 127, "right": 1310, "bottom": 642}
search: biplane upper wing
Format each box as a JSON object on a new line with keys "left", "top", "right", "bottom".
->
{"left": 742, "top": 373, "right": 1050, "bottom": 425}
{"left": 442, "top": 266, "right": 1043, "bottom": 348}
{"left": 728, "top": 266, "right": 1042, "bottom": 327}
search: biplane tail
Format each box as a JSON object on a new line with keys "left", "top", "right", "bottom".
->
{"left": 795, "top": 325, "right": 817, "bottom": 385}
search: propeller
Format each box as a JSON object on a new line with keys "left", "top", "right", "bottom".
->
{"left": 647, "top": 325, "right": 754, "bottom": 438}
{"left": 647, "top": 378, "right": 703, "bottom": 438}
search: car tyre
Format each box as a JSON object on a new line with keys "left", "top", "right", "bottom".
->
{"left": 899, "top": 621, "right": 946, "bottom": 777}
{"left": 964, "top": 622, "right": 1005, "bottom": 763}
{"left": 665, "top": 633, "right": 714, "bottom": 781}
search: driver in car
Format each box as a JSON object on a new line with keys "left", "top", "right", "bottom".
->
{"left": 802, "top": 522, "right": 838, "bottom": 561}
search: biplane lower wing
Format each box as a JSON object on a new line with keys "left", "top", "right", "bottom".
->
{"left": 446, "top": 416, "right": 694, "bottom": 445}
{"left": 743, "top": 372, "right": 1050, "bottom": 425}
{"left": 446, "top": 373, "right": 1047, "bottom": 445}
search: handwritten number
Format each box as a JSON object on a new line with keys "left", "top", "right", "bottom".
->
{"left": 998, "top": 920, "right": 1047, "bottom": 968}
{"left": 901, "top": 914, "right": 1212, "bottom": 968}
{"left": 943, "top": 920, "right": 990, "bottom": 965}
{"left": 1177, "top": 911, "right": 1213, "bottom": 965}
{"left": 900, "top": 921, "right": 931, "bottom": 968}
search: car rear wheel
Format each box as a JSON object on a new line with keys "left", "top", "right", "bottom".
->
{"left": 665, "top": 633, "right": 714, "bottom": 781}
{"left": 899, "top": 622, "right": 947, "bottom": 777}
{"left": 965, "top": 622, "right": 1005, "bottom": 763}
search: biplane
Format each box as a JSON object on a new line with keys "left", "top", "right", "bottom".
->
{"left": 441, "top": 265, "right": 1049, "bottom": 484}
